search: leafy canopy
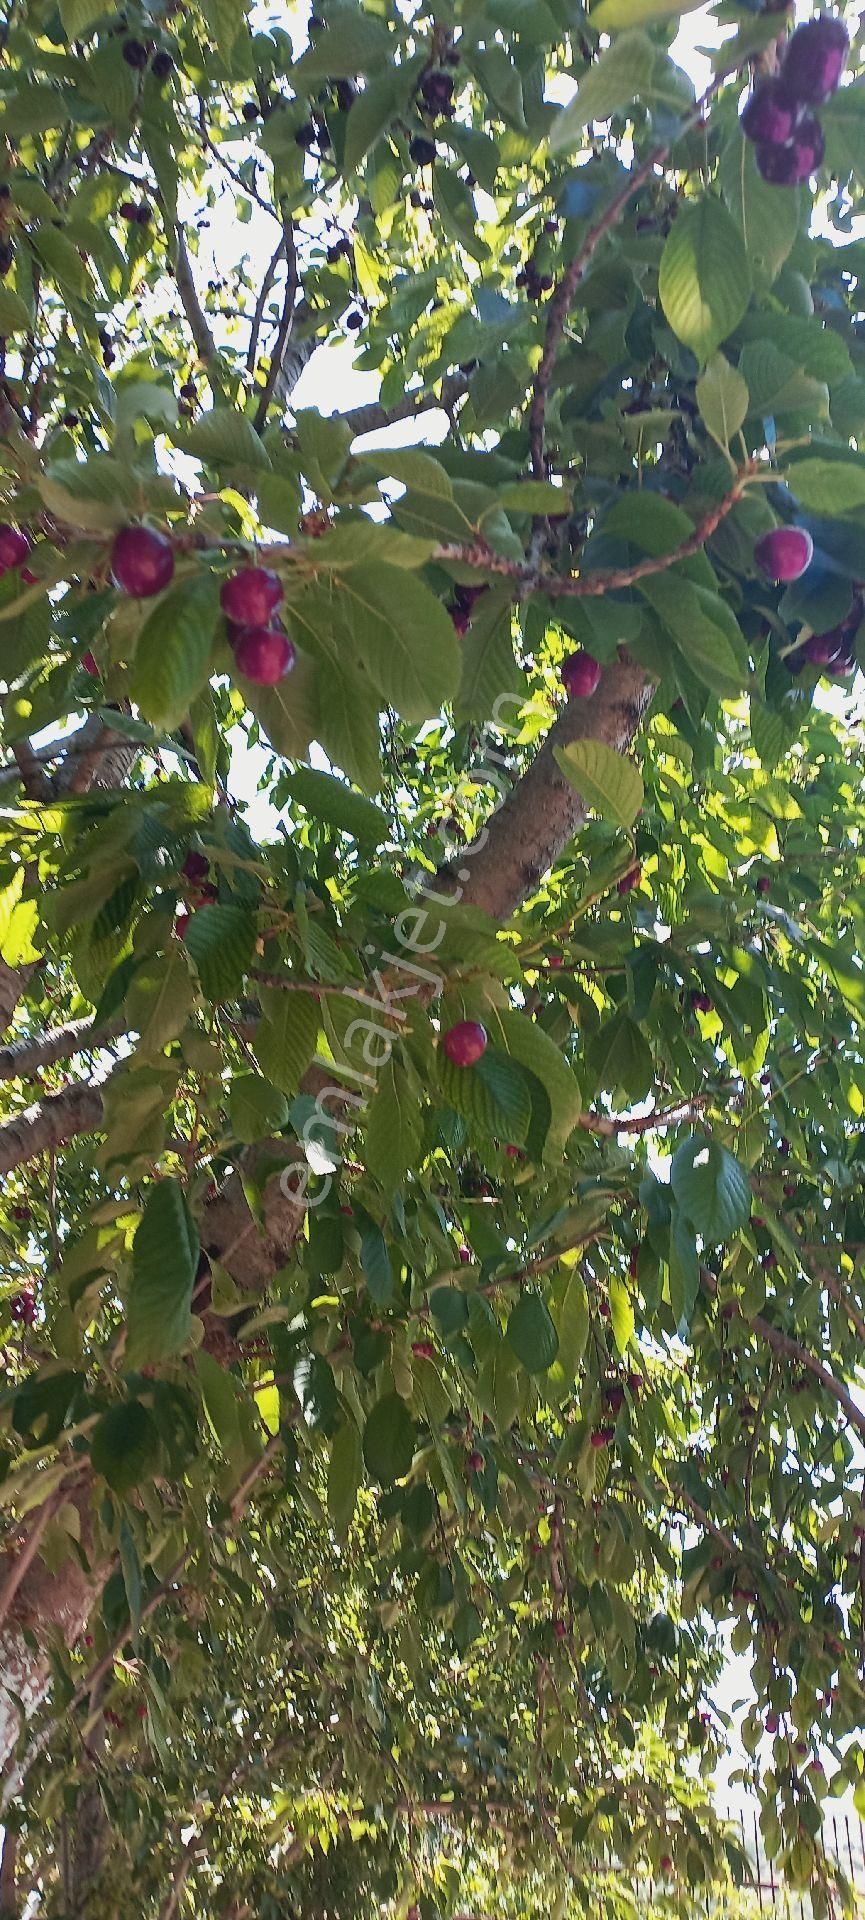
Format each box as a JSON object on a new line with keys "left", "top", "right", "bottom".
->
{"left": 1, "top": 0, "right": 865, "bottom": 1914}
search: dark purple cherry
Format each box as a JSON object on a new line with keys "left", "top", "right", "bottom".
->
{"left": 779, "top": 15, "right": 849, "bottom": 105}
{"left": 740, "top": 78, "right": 801, "bottom": 147}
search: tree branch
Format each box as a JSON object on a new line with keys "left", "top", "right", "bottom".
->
{"left": 0, "top": 1080, "right": 108, "bottom": 1174}
{"left": 339, "top": 372, "right": 471, "bottom": 440}
{"left": 0, "top": 1016, "right": 123, "bottom": 1083}
{"left": 442, "top": 656, "right": 653, "bottom": 920}
{"left": 174, "top": 231, "right": 218, "bottom": 368}
{"left": 245, "top": 233, "right": 286, "bottom": 376}
{"left": 10, "top": 741, "right": 53, "bottom": 803}
{"left": 434, "top": 473, "right": 749, "bottom": 600}
{"left": 253, "top": 214, "right": 300, "bottom": 432}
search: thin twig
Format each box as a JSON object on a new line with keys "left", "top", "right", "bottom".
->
{"left": 174, "top": 231, "right": 218, "bottom": 368}
{"left": 253, "top": 214, "right": 299, "bottom": 431}
{"left": 245, "top": 233, "right": 286, "bottom": 375}
{"left": 434, "top": 474, "right": 750, "bottom": 600}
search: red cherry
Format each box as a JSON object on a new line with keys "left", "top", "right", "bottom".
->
{"left": 546, "top": 953, "right": 564, "bottom": 968}
{"left": 9, "top": 1290, "right": 36, "bottom": 1324}
{"left": 780, "top": 15, "right": 848, "bottom": 105}
{"left": 553, "top": 1619, "right": 568, "bottom": 1640}
{"left": 628, "top": 1245, "right": 640, "bottom": 1279}
{"left": 756, "top": 876, "right": 771, "bottom": 897}
{"left": 616, "top": 863, "right": 641, "bottom": 896}
{"left": 0, "top": 523, "right": 30, "bottom": 571}
{"left": 740, "top": 77, "right": 800, "bottom": 146}
{"left": 83, "top": 1633, "right": 94, "bottom": 1648}
{"left": 220, "top": 566, "right": 283, "bottom": 626}
{"left": 111, "top": 525, "right": 175, "bottom": 597}
{"left": 466, "top": 1449, "right": 484, "bottom": 1473}
{"left": 443, "top": 1020, "right": 487, "bottom": 1067}
{"left": 174, "top": 912, "right": 190, "bottom": 939}
{"left": 232, "top": 625, "right": 296, "bottom": 685}
{"left": 561, "top": 649, "right": 601, "bottom": 699}
{"left": 755, "top": 117, "right": 825, "bottom": 185}
{"left": 754, "top": 527, "right": 813, "bottom": 582}
{"left": 590, "top": 1426, "right": 614, "bottom": 1448}
{"left": 505, "top": 1144, "right": 522, "bottom": 1159}
{"left": 182, "top": 850, "right": 209, "bottom": 884}
{"left": 765, "top": 1713, "right": 779, "bottom": 1734}
{"left": 412, "top": 1340, "right": 435, "bottom": 1360}
{"left": 20, "top": 567, "right": 37, "bottom": 585}
{"left": 81, "top": 650, "right": 99, "bottom": 676}
{"left": 660, "top": 1857, "right": 673, "bottom": 1875}
{"left": 691, "top": 990, "right": 713, "bottom": 1014}
{"left": 457, "top": 1244, "right": 472, "bottom": 1265}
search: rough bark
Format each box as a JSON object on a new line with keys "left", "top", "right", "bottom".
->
{"left": 0, "top": 1016, "right": 123, "bottom": 1084}
{"left": 0, "top": 1081, "right": 108, "bottom": 1176}
{"left": 0, "top": 1489, "right": 106, "bottom": 1781}
{"left": 447, "top": 659, "right": 652, "bottom": 918}
{"left": 0, "top": 1829, "right": 17, "bottom": 1918}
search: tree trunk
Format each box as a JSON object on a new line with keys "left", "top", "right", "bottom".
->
{"left": 0, "top": 1830, "right": 17, "bottom": 1919}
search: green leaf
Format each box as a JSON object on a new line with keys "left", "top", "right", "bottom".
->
{"left": 554, "top": 739, "right": 644, "bottom": 829}
{"left": 343, "top": 71, "right": 399, "bottom": 173}
{"left": 30, "top": 224, "right": 92, "bottom": 299}
{"left": 174, "top": 406, "right": 271, "bottom": 475}
{"left": 292, "top": 13, "right": 391, "bottom": 80}
{"left": 659, "top": 198, "right": 751, "bottom": 364}
{"left": 340, "top": 566, "right": 460, "bottom": 722}
{"left": 283, "top": 768, "right": 388, "bottom": 844}
{"left": 586, "top": 1010, "right": 654, "bottom": 1102}
{"left": 548, "top": 32, "right": 688, "bottom": 148}
{"left": 640, "top": 574, "right": 749, "bottom": 699}
{"left": 365, "top": 1060, "right": 422, "bottom": 1198}
{"left": 118, "top": 1515, "right": 142, "bottom": 1631}
{"left": 609, "top": 1275, "right": 635, "bottom": 1355}
{"left": 549, "top": 1272, "right": 589, "bottom": 1393}
{"left": 126, "top": 948, "right": 195, "bottom": 1056}
{"left": 785, "top": 459, "right": 865, "bottom": 514}
{"left": 60, "top": 0, "right": 118, "bottom": 31}
{"left": 91, "top": 1401, "right": 161, "bottom": 1494}
{"left": 454, "top": 587, "right": 520, "bottom": 724}
{"left": 696, "top": 354, "right": 749, "bottom": 451}
{"left": 239, "top": 647, "right": 320, "bottom": 761}
{"left": 196, "top": 1351, "right": 244, "bottom": 1459}
{"left": 592, "top": 0, "right": 702, "bottom": 27}
{"left": 211, "top": 0, "right": 245, "bottom": 63}
{"left": 507, "top": 1292, "right": 559, "bottom": 1373}
{"left": 0, "top": 286, "right": 31, "bottom": 335}
{"left": 131, "top": 575, "right": 221, "bottom": 732}
{"left": 363, "top": 1392, "right": 416, "bottom": 1485}
{"left": 327, "top": 1421, "right": 363, "bottom": 1538}
{"left": 229, "top": 1073, "right": 290, "bottom": 1145}
{"left": 670, "top": 1134, "right": 751, "bottom": 1246}
{"left": 127, "top": 1179, "right": 199, "bottom": 1367}
{"left": 360, "top": 1217, "right": 393, "bottom": 1306}
{"left": 669, "top": 1209, "right": 700, "bottom": 1329}
{"left": 184, "top": 904, "right": 256, "bottom": 1000}
{"left": 252, "top": 987, "right": 320, "bottom": 1094}
{"left": 439, "top": 1045, "right": 532, "bottom": 1143}
{"left": 315, "top": 659, "right": 382, "bottom": 793}
{"left": 719, "top": 132, "right": 799, "bottom": 285}
{"left": 488, "top": 1008, "right": 582, "bottom": 1156}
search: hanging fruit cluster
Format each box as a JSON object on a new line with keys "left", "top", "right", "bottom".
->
{"left": 740, "top": 15, "right": 848, "bottom": 184}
